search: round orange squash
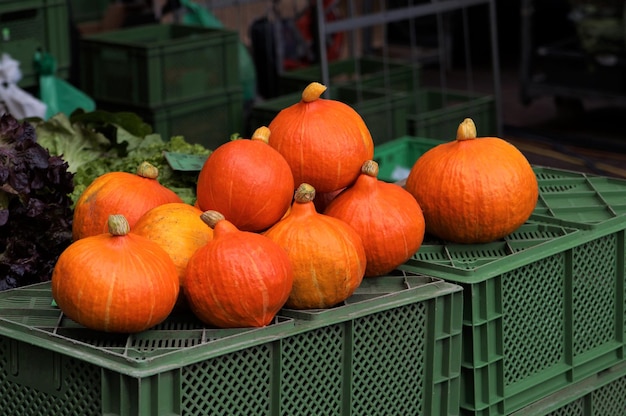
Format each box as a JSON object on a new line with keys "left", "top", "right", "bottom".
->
{"left": 264, "top": 183, "right": 367, "bottom": 309}
{"left": 325, "top": 160, "right": 425, "bottom": 277}
{"left": 72, "top": 162, "right": 183, "bottom": 240}
{"left": 195, "top": 126, "right": 294, "bottom": 232}
{"left": 133, "top": 202, "right": 213, "bottom": 301}
{"left": 405, "top": 118, "right": 538, "bottom": 243}
{"left": 184, "top": 210, "right": 293, "bottom": 328}
{"left": 52, "top": 214, "right": 179, "bottom": 333}
{"left": 267, "top": 82, "right": 374, "bottom": 193}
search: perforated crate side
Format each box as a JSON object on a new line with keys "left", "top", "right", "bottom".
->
{"left": 532, "top": 166, "right": 626, "bottom": 230}
{"left": 79, "top": 24, "right": 239, "bottom": 107}
{"left": 401, "top": 221, "right": 626, "bottom": 416}
{"left": 0, "top": 272, "right": 463, "bottom": 416}
{"left": 0, "top": 0, "right": 70, "bottom": 87}
{"left": 279, "top": 274, "right": 464, "bottom": 416}
{"left": 510, "top": 361, "right": 626, "bottom": 416}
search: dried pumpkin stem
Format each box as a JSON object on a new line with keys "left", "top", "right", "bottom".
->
{"left": 200, "top": 210, "right": 226, "bottom": 229}
{"left": 136, "top": 161, "right": 159, "bottom": 179}
{"left": 302, "top": 82, "right": 327, "bottom": 102}
{"left": 361, "top": 160, "right": 379, "bottom": 177}
{"left": 251, "top": 126, "right": 271, "bottom": 144}
{"left": 456, "top": 118, "right": 477, "bottom": 141}
{"left": 108, "top": 214, "right": 131, "bottom": 236}
{"left": 294, "top": 183, "right": 316, "bottom": 203}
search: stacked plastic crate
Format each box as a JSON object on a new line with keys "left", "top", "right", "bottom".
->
{"left": 374, "top": 137, "right": 626, "bottom": 415}
{"left": 79, "top": 23, "right": 244, "bottom": 149}
{"left": 0, "top": 0, "right": 71, "bottom": 88}
{"left": 0, "top": 270, "right": 464, "bottom": 415}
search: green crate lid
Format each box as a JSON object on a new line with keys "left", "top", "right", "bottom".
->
{"left": 401, "top": 222, "right": 585, "bottom": 283}
{"left": 533, "top": 165, "right": 626, "bottom": 230}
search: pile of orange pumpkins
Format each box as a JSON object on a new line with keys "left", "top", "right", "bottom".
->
{"left": 51, "top": 82, "right": 538, "bottom": 333}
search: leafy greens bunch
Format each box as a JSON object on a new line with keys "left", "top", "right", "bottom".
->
{"left": 34, "top": 111, "right": 212, "bottom": 205}
{"left": 0, "top": 114, "right": 74, "bottom": 290}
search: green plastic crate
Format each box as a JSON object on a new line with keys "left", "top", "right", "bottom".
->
{"left": 511, "top": 361, "right": 626, "bottom": 416}
{"left": 0, "top": 270, "right": 463, "bottom": 416}
{"left": 400, "top": 219, "right": 626, "bottom": 416}
{"left": 68, "top": 0, "right": 111, "bottom": 23}
{"left": 278, "top": 56, "right": 421, "bottom": 95}
{"left": 373, "top": 135, "right": 445, "bottom": 182}
{"left": 406, "top": 88, "right": 497, "bottom": 140}
{"left": 249, "top": 85, "right": 410, "bottom": 145}
{"left": 0, "top": 0, "right": 70, "bottom": 87}
{"left": 97, "top": 87, "right": 244, "bottom": 150}
{"left": 80, "top": 24, "right": 239, "bottom": 107}
{"left": 532, "top": 166, "right": 626, "bottom": 230}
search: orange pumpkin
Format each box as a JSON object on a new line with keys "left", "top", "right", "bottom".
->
{"left": 405, "top": 118, "right": 538, "bottom": 243}
{"left": 325, "top": 160, "right": 425, "bottom": 277}
{"left": 133, "top": 202, "right": 213, "bottom": 299}
{"left": 267, "top": 82, "right": 374, "bottom": 193}
{"left": 264, "top": 183, "right": 367, "bottom": 309}
{"left": 195, "top": 126, "right": 294, "bottom": 232}
{"left": 72, "top": 161, "right": 183, "bottom": 240}
{"left": 185, "top": 210, "right": 293, "bottom": 328}
{"left": 52, "top": 214, "right": 179, "bottom": 333}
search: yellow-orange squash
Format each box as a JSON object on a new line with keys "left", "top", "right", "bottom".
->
{"left": 405, "top": 118, "right": 538, "bottom": 243}
{"left": 184, "top": 210, "right": 293, "bottom": 328}
{"left": 325, "top": 160, "right": 425, "bottom": 277}
{"left": 195, "top": 126, "right": 294, "bottom": 232}
{"left": 72, "top": 162, "right": 183, "bottom": 240}
{"left": 52, "top": 214, "right": 179, "bottom": 333}
{"left": 133, "top": 202, "right": 213, "bottom": 301}
{"left": 264, "top": 183, "right": 367, "bottom": 309}
{"left": 268, "top": 82, "right": 374, "bottom": 193}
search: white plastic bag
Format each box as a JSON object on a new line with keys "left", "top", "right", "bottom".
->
{"left": 0, "top": 53, "right": 46, "bottom": 119}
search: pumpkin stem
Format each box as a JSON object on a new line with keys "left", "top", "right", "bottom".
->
{"left": 294, "top": 183, "right": 316, "bottom": 203}
{"left": 136, "top": 161, "right": 159, "bottom": 179}
{"left": 251, "top": 126, "right": 271, "bottom": 144}
{"left": 108, "top": 214, "right": 131, "bottom": 236}
{"left": 302, "top": 82, "right": 327, "bottom": 103}
{"left": 456, "top": 118, "right": 477, "bottom": 141}
{"left": 200, "top": 210, "right": 226, "bottom": 229}
{"left": 361, "top": 160, "right": 379, "bottom": 177}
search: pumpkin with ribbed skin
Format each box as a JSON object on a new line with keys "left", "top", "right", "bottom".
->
{"left": 185, "top": 210, "right": 293, "bottom": 328}
{"left": 133, "top": 202, "right": 213, "bottom": 302}
{"left": 325, "top": 160, "right": 425, "bottom": 277}
{"left": 264, "top": 183, "right": 367, "bottom": 309}
{"left": 72, "top": 162, "right": 183, "bottom": 240}
{"left": 52, "top": 215, "right": 179, "bottom": 333}
{"left": 268, "top": 82, "right": 374, "bottom": 193}
{"left": 405, "top": 118, "right": 538, "bottom": 243}
{"left": 195, "top": 126, "right": 294, "bottom": 232}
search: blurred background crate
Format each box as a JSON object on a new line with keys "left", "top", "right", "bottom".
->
{"left": 406, "top": 88, "right": 497, "bottom": 140}
{"left": 278, "top": 55, "right": 421, "bottom": 95}
{"left": 0, "top": 0, "right": 70, "bottom": 87}
{"left": 79, "top": 23, "right": 239, "bottom": 108}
